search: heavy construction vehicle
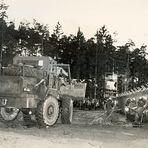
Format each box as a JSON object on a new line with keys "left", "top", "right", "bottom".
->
{"left": 109, "top": 84, "right": 148, "bottom": 124}
{"left": 0, "top": 56, "right": 86, "bottom": 127}
{"left": 102, "top": 72, "right": 148, "bottom": 124}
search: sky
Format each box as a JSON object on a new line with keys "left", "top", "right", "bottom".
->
{"left": 4, "top": 0, "right": 148, "bottom": 47}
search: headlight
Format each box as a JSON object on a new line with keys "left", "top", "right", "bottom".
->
{"left": 125, "top": 106, "right": 129, "bottom": 112}
{"left": 23, "top": 87, "right": 31, "bottom": 92}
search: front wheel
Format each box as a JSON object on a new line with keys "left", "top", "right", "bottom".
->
{"left": 61, "top": 97, "right": 73, "bottom": 124}
{"left": 36, "top": 96, "right": 59, "bottom": 127}
{"left": 0, "top": 107, "right": 19, "bottom": 121}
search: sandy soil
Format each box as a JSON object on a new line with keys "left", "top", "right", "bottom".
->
{"left": 0, "top": 110, "right": 148, "bottom": 148}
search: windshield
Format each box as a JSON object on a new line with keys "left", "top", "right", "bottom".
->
{"left": 50, "top": 64, "right": 71, "bottom": 80}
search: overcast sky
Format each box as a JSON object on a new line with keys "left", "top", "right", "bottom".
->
{"left": 4, "top": 0, "right": 148, "bottom": 47}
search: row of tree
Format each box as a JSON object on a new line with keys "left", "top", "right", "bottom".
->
{"left": 0, "top": 1, "right": 148, "bottom": 88}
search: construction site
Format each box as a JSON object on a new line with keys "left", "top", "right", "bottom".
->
{"left": 0, "top": 0, "right": 148, "bottom": 147}
{"left": 0, "top": 55, "right": 148, "bottom": 148}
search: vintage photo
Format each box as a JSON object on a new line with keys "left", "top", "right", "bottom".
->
{"left": 0, "top": 0, "right": 148, "bottom": 147}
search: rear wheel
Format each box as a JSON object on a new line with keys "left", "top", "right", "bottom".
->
{"left": 61, "top": 97, "right": 73, "bottom": 124}
{"left": 36, "top": 96, "right": 59, "bottom": 127}
{"left": 0, "top": 107, "right": 19, "bottom": 121}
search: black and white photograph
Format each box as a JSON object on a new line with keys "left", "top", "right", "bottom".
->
{"left": 0, "top": 0, "right": 148, "bottom": 147}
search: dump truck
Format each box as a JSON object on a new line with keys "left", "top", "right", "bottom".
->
{"left": 0, "top": 56, "right": 87, "bottom": 127}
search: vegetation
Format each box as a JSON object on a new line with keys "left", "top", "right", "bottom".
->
{"left": 0, "top": 1, "right": 148, "bottom": 90}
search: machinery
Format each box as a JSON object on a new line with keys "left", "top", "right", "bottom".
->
{"left": 110, "top": 84, "right": 148, "bottom": 124}
{"left": 102, "top": 71, "right": 148, "bottom": 124}
{"left": 0, "top": 56, "right": 86, "bottom": 127}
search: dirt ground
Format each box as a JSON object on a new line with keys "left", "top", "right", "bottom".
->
{"left": 0, "top": 110, "right": 148, "bottom": 148}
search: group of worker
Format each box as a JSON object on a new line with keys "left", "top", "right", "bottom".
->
{"left": 104, "top": 96, "right": 148, "bottom": 127}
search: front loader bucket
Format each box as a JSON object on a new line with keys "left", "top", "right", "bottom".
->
{"left": 60, "top": 83, "right": 87, "bottom": 100}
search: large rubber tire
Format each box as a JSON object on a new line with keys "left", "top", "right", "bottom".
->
{"left": 36, "top": 96, "right": 59, "bottom": 127}
{"left": 61, "top": 97, "right": 73, "bottom": 124}
{"left": 0, "top": 107, "right": 19, "bottom": 121}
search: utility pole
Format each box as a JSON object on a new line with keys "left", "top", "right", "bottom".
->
{"left": 94, "top": 38, "right": 98, "bottom": 100}
{"left": 76, "top": 27, "right": 81, "bottom": 79}
{"left": 94, "top": 30, "right": 101, "bottom": 100}
{"left": 39, "top": 32, "right": 44, "bottom": 55}
{"left": 0, "top": 17, "right": 3, "bottom": 73}
{"left": 126, "top": 49, "right": 130, "bottom": 90}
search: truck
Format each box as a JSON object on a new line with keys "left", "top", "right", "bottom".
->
{"left": 0, "top": 56, "right": 87, "bottom": 127}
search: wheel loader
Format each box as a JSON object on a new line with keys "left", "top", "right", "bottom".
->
{"left": 0, "top": 56, "right": 86, "bottom": 127}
